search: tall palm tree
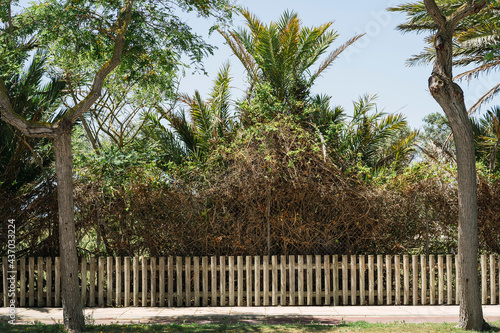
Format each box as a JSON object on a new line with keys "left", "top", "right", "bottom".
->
{"left": 219, "top": 9, "right": 363, "bottom": 115}
{"left": 144, "top": 62, "right": 238, "bottom": 164}
{"left": 389, "top": 1, "right": 500, "bottom": 115}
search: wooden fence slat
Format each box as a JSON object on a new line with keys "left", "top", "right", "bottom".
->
{"left": 272, "top": 256, "right": 278, "bottom": 306}
{"left": 282, "top": 255, "right": 288, "bottom": 306}
{"left": 29, "top": 257, "right": 34, "bottom": 307}
{"left": 490, "top": 255, "right": 496, "bottom": 305}
{"left": 359, "top": 255, "right": 365, "bottom": 306}
{"left": 107, "top": 257, "right": 113, "bottom": 307}
{"left": 421, "top": 255, "right": 427, "bottom": 305}
{"left": 447, "top": 255, "right": 453, "bottom": 305}
{"left": 297, "top": 256, "right": 303, "bottom": 306}
{"left": 324, "top": 255, "right": 330, "bottom": 306}
{"left": 194, "top": 257, "right": 200, "bottom": 307}
{"left": 211, "top": 257, "right": 217, "bottom": 306}
{"left": 386, "top": 255, "right": 392, "bottom": 305}
{"left": 133, "top": 257, "right": 139, "bottom": 307}
{"left": 55, "top": 257, "right": 61, "bottom": 307}
{"left": 456, "top": 256, "right": 460, "bottom": 305}
{"left": 307, "top": 255, "right": 313, "bottom": 305}
{"left": 150, "top": 258, "right": 155, "bottom": 307}
{"left": 247, "top": 256, "right": 253, "bottom": 306}
{"left": 98, "top": 257, "right": 104, "bottom": 307}
{"left": 403, "top": 255, "right": 409, "bottom": 305}
{"left": 481, "top": 254, "right": 487, "bottom": 305}
{"left": 229, "top": 256, "right": 235, "bottom": 306}
{"left": 430, "top": 255, "right": 435, "bottom": 305}
{"left": 89, "top": 257, "right": 95, "bottom": 307}
{"left": 124, "top": 257, "right": 130, "bottom": 307}
{"left": 220, "top": 257, "right": 226, "bottom": 306}
{"left": 177, "top": 257, "right": 184, "bottom": 307}
{"left": 350, "top": 255, "right": 357, "bottom": 306}
{"left": 289, "top": 255, "right": 296, "bottom": 306}
{"left": 20, "top": 258, "right": 26, "bottom": 307}
{"left": 342, "top": 255, "right": 348, "bottom": 305}
{"left": 438, "top": 255, "right": 444, "bottom": 305}
{"left": 263, "top": 256, "right": 269, "bottom": 306}
{"left": 316, "top": 255, "right": 322, "bottom": 305}
{"left": 168, "top": 256, "right": 174, "bottom": 307}
{"left": 394, "top": 255, "right": 400, "bottom": 306}
{"left": 333, "top": 255, "right": 338, "bottom": 306}
{"left": 412, "top": 255, "right": 418, "bottom": 306}
{"left": 81, "top": 257, "right": 87, "bottom": 306}
{"left": 142, "top": 257, "right": 147, "bottom": 307}
{"left": 238, "top": 256, "right": 244, "bottom": 306}
{"left": 37, "top": 257, "right": 43, "bottom": 307}
{"left": 202, "top": 257, "right": 208, "bottom": 307}
{"left": 377, "top": 255, "right": 383, "bottom": 305}
{"left": 254, "top": 256, "right": 260, "bottom": 306}
{"left": 368, "top": 255, "right": 374, "bottom": 305}
{"left": 185, "top": 257, "right": 191, "bottom": 307}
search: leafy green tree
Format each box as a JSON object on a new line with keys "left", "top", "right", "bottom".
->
{"left": 220, "top": 9, "right": 362, "bottom": 116}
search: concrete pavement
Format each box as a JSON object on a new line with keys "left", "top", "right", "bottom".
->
{"left": 1, "top": 306, "right": 500, "bottom": 325}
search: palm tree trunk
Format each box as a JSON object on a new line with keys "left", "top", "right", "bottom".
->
{"left": 53, "top": 122, "right": 85, "bottom": 333}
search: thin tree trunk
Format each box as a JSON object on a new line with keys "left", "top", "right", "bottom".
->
{"left": 423, "top": 0, "right": 489, "bottom": 329}
{"left": 53, "top": 121, "right": 85, "bottom": 333}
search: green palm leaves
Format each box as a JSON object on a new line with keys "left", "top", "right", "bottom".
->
{"left": 389, "top": 0, "right": 500, "bottom": 114}
{"left": 220, "top": 9, "right": 363, "bottom": 112}
{"left": 145, "top": 63, "right": 237, "bottom": 164}
{"left": 331, "top": 95, "right": 418, "bottom": 170}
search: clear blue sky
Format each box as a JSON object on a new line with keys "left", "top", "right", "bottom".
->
{"left": 180, "top": 0, "right": 500, "bottom": 129}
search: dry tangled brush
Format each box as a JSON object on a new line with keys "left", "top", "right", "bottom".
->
{"left": 3, "top": 119, "right": 500, "bottom": 257}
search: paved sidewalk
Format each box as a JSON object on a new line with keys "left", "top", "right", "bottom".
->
{"left": 1, "top": 306, "right": 500, "bottom": 325}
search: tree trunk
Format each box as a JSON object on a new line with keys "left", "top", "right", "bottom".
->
{"left": 53, "top": 121, "right": 85, "bottom": 333}
{"left": 422, "top": 1, "right": 490, "bottom": 330}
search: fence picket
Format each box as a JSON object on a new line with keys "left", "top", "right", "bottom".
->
{"left": 221, "top": 257, "right": 227, "bottom": 306}
{"left": 438, "top": 255, "right": 444, "bottom": 305}
{"left": 377, "top": 255, "right": 383, "bottom": 305}
{"left": 185, "top": 257, "right": 191, "bottom": 306}
{"left": 272, "top": 256, "right": 278, "bottom": 306}
{"left": 133, "top": 257, "right": 139, "bottom": 307}
{"left": 394, "top": 255, "right": 400, "bottom": 305}
{"left": 202, "top": 257, "right": 208, "bottom": 307}
{"left": 124, "top": 257, "right": 130, "bottom": 307}
{"left": 150, "top": 258, "right": 155, "bottom": 307}
{"left": 89, "top": 257, "right": 96, "bottom": 307}
{"left": 254, "top": 256, "right": 260, "bottom": 306}
{"left": 283, "top": 255, "right": 288, "bottom": 306}
{"left": 229, "top": 256, "right": 235, "bottom": 306}
{"left": 55, "top": 257, "right": 60, "bottom": 307}
{"left": 194, "top": 257, "right": 200, "bottom": 307}
{"left": 159, "top": 257, "right": 165, "bottom": 307}
{"left": 142, "top": 257, "right": 147, "bottom": 307}
{"left": 342, "top": 255, "right": 348, "bottom": 305}
{"left": 412, "top": 255, "right": 418, "bottom": 306}
{"left": 20, "top": 258, "right": 26, "bottom": 307}
{"left": 350, "top": 255, "right": 357, "bottom": 306}
{"left": 324, "top": 255, "right": 330, "bottom": 306}
{"left": 81, "top": 258, "right": 87, "bottom": 306}
{"left": 430, "top": 255, "right": 435, "bottom": 305}
{"left": 29, "top": 257, "right": 34, "bottom": 307}
{"left": 248, "top": 256, "right": 253, "bottom": 306}
{"left": 490, "top": 255, "right": 496, "bottom": 305}
{"left": 289, "top": 255, "right": 295, "bottom": 306}
{"left": 177, "top": 256, "right": 184, "bottom": 306}
{"left": 368, "top": 255, "right": 374, "bottom": 305}
{"left": 386, "top": 255, "right": 392, "bottom": 306}
{"left": 421, "top": 255, "right": 426, "bottom": 305}
{"left": 116, "top": 257, "right": 122, "bottom": 307}
{"left": 359, "top": 255, "right": 365, "bottom": 306}
{"left": 481, "top": 254, "right": 487, "bottom": 304}
{"left": 403, "top": 255, "right": 409, "bottom": 305}
{"left": 238, "top": 256, "right": 244, "bottom": 306}
{"left": 447, "top": 255, "right": 452, "bottom": 305}
{"left": 98, "top": 257, "right": 104, "bottom": 307}
{"left": 332, "top": 255, "right": 338, "bottom": 306}
{"left": 211, "top": 257, "right": 217, "bottom": 306}
{"left": 307, "top": 255, "right": 313, "bottom": 305}
{"left": 297, "top": 256, "right": 303, "bottom": 306}
{"left": 107, "top": 257, "right": 113, "bottom": 307}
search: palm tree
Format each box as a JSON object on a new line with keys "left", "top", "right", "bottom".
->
{"left": 471, "top": 106, "right": 500, "bottom": 172}
{"left": 219, "top": 9, "right": 363, "bottom": 115}
{"left": 389, "top": 1, "right": 500, "bottom": 115}
{"left": 331, "top": 95, "right": 418, "bottom": 171}
{"left": 0, "top": 50, "right": 65, "bottom": 193}
{"left": 144, "top": 62, "right": 238, "bottom": 164}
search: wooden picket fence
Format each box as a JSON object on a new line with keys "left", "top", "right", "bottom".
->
{"left": 1, "top": 254, "right": 499, "bottom": 307}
